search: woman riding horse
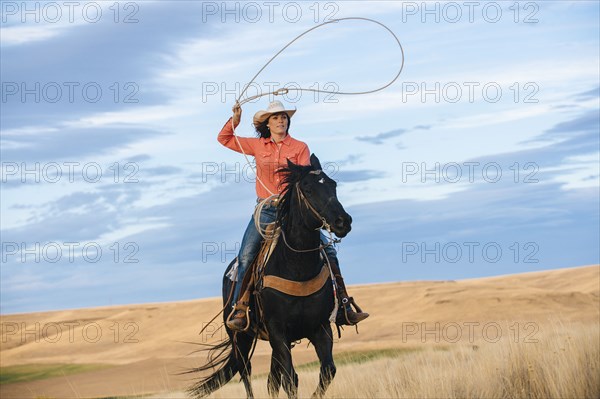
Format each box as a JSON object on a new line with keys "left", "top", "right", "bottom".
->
{"left": 217, "top": 100, "right": 369, "bottom": 330}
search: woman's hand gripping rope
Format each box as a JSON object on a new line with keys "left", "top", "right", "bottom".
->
{"left": 232, "top": 101, "right": 242, "bottom": 125}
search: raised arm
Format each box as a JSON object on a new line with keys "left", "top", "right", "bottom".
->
{"left": 217, "top": 102, "right": 257, "bottom": 155}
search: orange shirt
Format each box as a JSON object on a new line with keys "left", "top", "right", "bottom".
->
{"left": 217, "top": 118, "right": 311, "bottom": 198}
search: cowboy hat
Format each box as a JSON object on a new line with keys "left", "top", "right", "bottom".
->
{"left": 253, "top": 100, "right": 296, "bottom": 128}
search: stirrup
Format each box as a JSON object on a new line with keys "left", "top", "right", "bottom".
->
{"left": 336, "top": 296, "right": 368, "bottom": 326}
{"left": 226, "top": 302, "right": 251, "bottom": 332}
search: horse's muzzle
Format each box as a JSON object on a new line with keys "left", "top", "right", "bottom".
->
{"left": 332, "top": 214, "right": 352, "bottom": 238}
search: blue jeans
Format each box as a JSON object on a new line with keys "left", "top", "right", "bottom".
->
{"left": 232, "top": 203, "right": 338, "bottom": 305}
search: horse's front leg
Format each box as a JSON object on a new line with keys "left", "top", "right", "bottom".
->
{"left": 267, "top": 352, "right": 282, "bottom": 397}
{"left": 309, "top": 324, "right": 336, "bottom": 398}
{"left": 268, "top": 335, "right": 298, "bottom": 399}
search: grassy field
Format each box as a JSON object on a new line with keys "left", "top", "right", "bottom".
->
{"left": 293, "top": 347, "right": 426, "bottom": 372}
{"left": 1, "top": 265, "right": 598, "bottom": 398}
{"left": 205, "top": 321, "right": 599, "bottom": 399}
{"left": 0, "top": 363, "right": 113, "bottom": 385}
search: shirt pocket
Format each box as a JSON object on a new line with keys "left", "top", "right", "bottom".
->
{"left": 256, "top": 152, "right": 275, "bottom": 172}
{"left": 256, "top": 152, "right": 271, "bottom": 163}
{"left": 284, "top": 151, "right": 300, "bottom": 165}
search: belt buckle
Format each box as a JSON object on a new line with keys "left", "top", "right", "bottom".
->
{"left": 258, "top": 197, "right": 279, "bottom": 207}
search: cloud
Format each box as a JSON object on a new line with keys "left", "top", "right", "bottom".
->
{"left": 352, "top": 124, "right": 434, "bottom": 148}
{"left": 1, "top": 2, "right": 206, "bottom": 133}
{"left": 1, "top": 24, "right": 66, "bottom": 46}
{"left": 0, "top": 178, "right": 255, "bottom": 312}
{"left": 356, "top": 128, "right": 407, "bottom": 144}
{"left": 1, "top": 127, "right": 169, "bottom": 163}
{"left": 333, "top": 169, "right": 382, "bottom": 183}
{"left": 3, "top": 2, "right": 599, "bottom": 313}
{"left": 519, "top": 106, "right": 600, "bottom": 160}
{"left": 338, "top": 175, "right": 599, "bottom": 284}
{"left": 141, "top": 165, "right": 183, "bottom": 176}
{"left": 546, "top": 108, "right": 599, "bottom": 136}
{"left": 574, "top": 86, "right": 600, "bottom": 100}
{"left": 331, "top": 154, "right": 364, "bottom": 167}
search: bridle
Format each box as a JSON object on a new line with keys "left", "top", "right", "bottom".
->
{"left": 279, "top": 170, "right": 342, "bottom": 253}
{"left": 295, "top": 171, "right": 336, "bottom": 232}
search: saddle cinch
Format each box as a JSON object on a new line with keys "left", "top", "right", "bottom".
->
{"left": 226, "top": 223, "right": 333, "bottom": 340}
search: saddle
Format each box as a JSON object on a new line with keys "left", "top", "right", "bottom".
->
{"left": 226, "top": 223, "right": 335, "bottom": 340}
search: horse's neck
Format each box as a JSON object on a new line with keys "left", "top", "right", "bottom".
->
{"left": 285, "top": 217, "right": 321, "bottom": 252}
{"left": 271, "top": 195, "right": 322, "bottom": 280}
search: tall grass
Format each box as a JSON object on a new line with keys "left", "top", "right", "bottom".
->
{"left": 206, "top": 321, "right": 599, "bottom": 398}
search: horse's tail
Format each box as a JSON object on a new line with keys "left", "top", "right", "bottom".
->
{"left": 184, "top": 337, "right": 239, "bottom": 398}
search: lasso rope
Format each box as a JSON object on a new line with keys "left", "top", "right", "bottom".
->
{"left": 253, "top": 197, "right": 276, "bottom": 239}
{"left": 229, "top": 16, "right": 405, "bottom": 204}
{"left": 235, "top": 17, "right": 405, "bottom": 105}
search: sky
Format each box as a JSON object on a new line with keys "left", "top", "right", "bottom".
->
{"left": 1, "top": 1, "right": 599, "bottom": 314}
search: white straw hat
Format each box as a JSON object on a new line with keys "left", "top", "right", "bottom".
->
{"left": 253, "top": 101, "right": 296, "bottom": 128}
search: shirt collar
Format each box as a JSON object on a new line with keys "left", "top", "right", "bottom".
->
{"left": 262, "top": 133, "right": 292, "bottom": 146}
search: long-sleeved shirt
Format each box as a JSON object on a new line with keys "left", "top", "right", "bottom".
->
{"left": 217, "top": 117, "right": 311, "bottom": 198}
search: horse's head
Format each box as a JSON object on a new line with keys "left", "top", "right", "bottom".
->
{"left": 277, "top": 154, "right": 352, "bottom": 238}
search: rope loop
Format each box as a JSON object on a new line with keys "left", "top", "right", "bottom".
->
{"left": 235, "top": 17, "right": 404, "bottom": 106}
{"left": 230, "top": 16, "right": 404, "bottom": 211}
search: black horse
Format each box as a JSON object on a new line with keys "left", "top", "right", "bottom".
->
{"left": 188, "top": 154, "right": 352, "bottom": 399}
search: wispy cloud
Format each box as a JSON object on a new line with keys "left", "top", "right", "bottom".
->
{"left": 356, "top": 128, "right": 406, "bottom": 144}
{"left": 2, "top": 1, "right": 598, "bottom": 313}
{"left": 1, "top": 24, "right": 67, "bottom": 46}
{"left": 2, "top": 126, "right": 168, "bottom": 163}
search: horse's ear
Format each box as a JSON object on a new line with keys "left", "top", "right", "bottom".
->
{"left": 310, "top": 154, "right": 322, "bottom": 170}
{"left": 287, "top": 158, "right": 297, "bottom": 169}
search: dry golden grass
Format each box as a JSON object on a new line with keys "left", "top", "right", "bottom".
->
{"left": 207, "top": 321, "right": 599, "bottom": 399}
{"left": 1, "top": 265, "right": 598, "bottom": 398}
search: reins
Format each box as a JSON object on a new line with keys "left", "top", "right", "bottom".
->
{"left": 256, "top": 177, "right": 341, "bottom": 322}
{"left": 254, "top": 171, "right": 340, "bottom": 252}
{"left": 279, "top": 176, "right": 341, "bottom": 254}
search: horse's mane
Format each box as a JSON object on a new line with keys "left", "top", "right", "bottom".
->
{"left": 275, "top": 162, "right": 314, "bottom": 229}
